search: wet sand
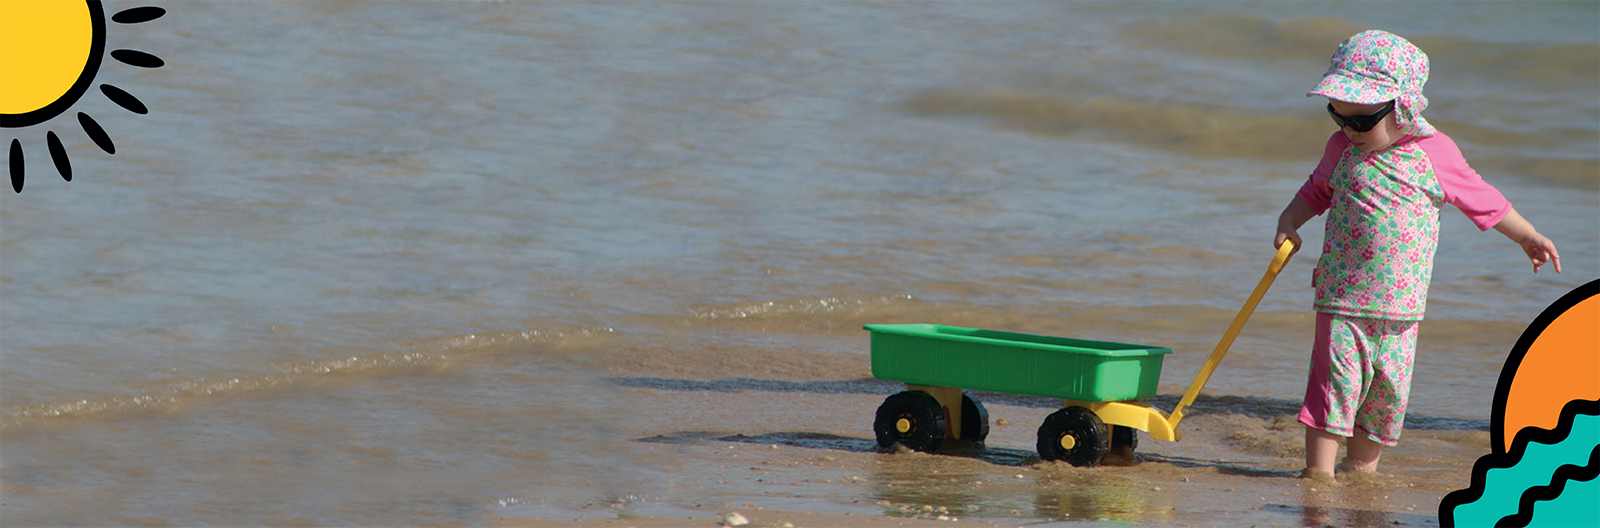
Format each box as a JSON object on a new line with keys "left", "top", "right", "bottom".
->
{"left": 495, "top": 341, "right": 1458, "bottom": 527}
{"left": 501, "top": 509, "right": 1015, "bottom": 528}
{"left": 501, "top": 508, "right": 1017, "bottom": 528}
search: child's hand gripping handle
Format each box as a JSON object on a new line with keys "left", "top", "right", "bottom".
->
{"left": 1168, "top": 240, "right": 1296, "bottom": 428}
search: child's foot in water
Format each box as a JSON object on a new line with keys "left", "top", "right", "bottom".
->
{"left": 1337, "top": 460, "right": 1378, "bottom": 475}
{"left": 1299, "top": 467, "right": 1336, "bottom": 482}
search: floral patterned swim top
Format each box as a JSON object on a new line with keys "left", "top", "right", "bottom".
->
{"left": 1295, "top": 130, "right": 1512, "bottom": 320}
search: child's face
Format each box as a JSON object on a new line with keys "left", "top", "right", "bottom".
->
{"left": 1328, "top": 99, "right": 1404, "bottom": 152}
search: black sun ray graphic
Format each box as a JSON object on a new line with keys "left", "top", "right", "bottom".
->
{"left": 1, "top": 1, "right": 166, "bottom": 193}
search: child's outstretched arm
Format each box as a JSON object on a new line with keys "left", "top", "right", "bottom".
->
{"left": 1492, "top": 207, "right": 1562, "bottom": 273}
{"left": 1275, "top": 197, "right": 1317, "bottom": 255}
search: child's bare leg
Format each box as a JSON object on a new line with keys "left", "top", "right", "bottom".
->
{"left": 1303, "top": 426, "right": 1341, "bottom": 478}
{"left": 1340, "top": 434, "right": 1383, "bottom": 473}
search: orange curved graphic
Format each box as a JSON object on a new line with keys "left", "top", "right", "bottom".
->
{"left": 1502, "top": 295, "right": 1600, "bottom": 448}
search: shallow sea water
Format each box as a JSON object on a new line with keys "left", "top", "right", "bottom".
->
{"left": 1, "top": 1, "right": 1596, "bottom": 526}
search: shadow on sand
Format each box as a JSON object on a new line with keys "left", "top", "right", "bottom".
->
{"left": 607, "top": 376, "right": 1488, "bottom": 431}
{"left": 637, "top": 430, "right": 1038, "bottom": 466}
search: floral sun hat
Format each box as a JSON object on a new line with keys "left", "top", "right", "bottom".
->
{"left": 1308, "top": 30, "right": 1437, "bottom": 137}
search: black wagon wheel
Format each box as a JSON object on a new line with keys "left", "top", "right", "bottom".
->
{"left": 1037, "top": 406, "right": 1109, "bottom": 467}
{"left": 874, "top": 390, "right": 947, "bottom": 453}
{"left": 961, "top": 392, "right": 990, "bottom": 442}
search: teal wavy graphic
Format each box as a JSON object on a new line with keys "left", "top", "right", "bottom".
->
{"left": 1441, "top": 399, "right": 1600, "bottom": 527}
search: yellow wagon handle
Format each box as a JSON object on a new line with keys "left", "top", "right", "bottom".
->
{"left": 1168, "top": 240, "right": 1296, "bottom": 429}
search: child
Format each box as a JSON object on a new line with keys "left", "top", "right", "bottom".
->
{"left": 1272, "top": 30, "right": 1561, "bottom": 479}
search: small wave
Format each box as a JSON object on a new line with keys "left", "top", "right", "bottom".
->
{"left": 0, "top": 326, "right": 616, "bottom": 434}
{"left": 1512, "top": 157, "right": 1600, "bottom": 191}
{"left": 1433, "top": 40, "right": 1600, "bottom": 90}
{"left": 1126, "top": 13, "right": 1599, "bottom": 93}
{"left": 689, "top": 294, "right": 923, "bottom": 322}
{"left": 902, "top": 88, "right": 1329, "bottom": 161}
{"left": 685, "top": 294, "right": 956, "bottom": 337}
{"left": 1123, "top": 15, "right": 1365, "bottom": 60}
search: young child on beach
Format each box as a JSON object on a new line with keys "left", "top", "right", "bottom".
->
{"left": 1272, "top": 30, "right": 1562, "bottom": 479}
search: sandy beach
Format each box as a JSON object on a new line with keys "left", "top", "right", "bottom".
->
{"left": 502, "top": 508, "right": 1021, "bottom": 528}
{"left": 491, "top": 337, "right": 1458, "bottom": 527}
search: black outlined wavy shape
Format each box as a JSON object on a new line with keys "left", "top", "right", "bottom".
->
{"left": 1439, "top": 398, "right": 1600, "bottom": 527}
{"left": 1500, "top": 442, "right": 1599, "bottom": 527}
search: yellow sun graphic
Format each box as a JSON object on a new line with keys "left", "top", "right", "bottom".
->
{"left": 1, "top": 0, "right": 165, "bottom": 193}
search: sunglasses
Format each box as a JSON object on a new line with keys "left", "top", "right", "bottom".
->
{"left": 1326, "top": 101, "right": 1395, "bottom": 132}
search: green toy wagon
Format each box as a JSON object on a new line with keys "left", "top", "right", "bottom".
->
{"left": 865, "top": 242, "right": 1296, "bottom": 467}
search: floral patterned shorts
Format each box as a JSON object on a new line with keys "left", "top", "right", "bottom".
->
{"left": 1298, "top": 312, "right": 1419, "bottom": 446}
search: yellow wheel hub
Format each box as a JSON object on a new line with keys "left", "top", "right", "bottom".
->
{"left": 1059, "top": 434, "right": 1077, "bottom": 451}
{"left": 896, "top": 418, "right": 912, "bottom": 434}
